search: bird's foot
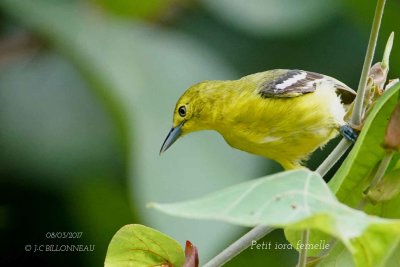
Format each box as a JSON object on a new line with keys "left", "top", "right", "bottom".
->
{"left": 340, "top": 125, "right": 358, "bottom": 143}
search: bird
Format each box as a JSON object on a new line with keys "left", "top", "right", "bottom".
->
{"left": 160, "top": 69, "right": 356, "bottom": 169}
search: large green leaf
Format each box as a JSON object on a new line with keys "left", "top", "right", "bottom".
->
{"left": 317, "top": 238, "right": 400, "bottom": 267}
{"left": 151, "top": 169, "right": 400, "bottom": 267}
{"left": 316, "top": 243, "right": 354, "bottom": 267}
{"left": 0, "top": 0, "right": 268, "bottom": 260}
{"left": 366, "top": 168, "right": 400, "bottom": 204}
{"left": 329, "top": 83, "right": 400, "bottom": 213}
{"left": 105, "top": 224, "right": 185, "bottom": 267}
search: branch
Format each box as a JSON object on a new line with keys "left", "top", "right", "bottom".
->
{"left": 202, "top": 226, "right": 274, "bottom": 267}
{"left": 351, "top": 0, "right": 387, "bottom": 126}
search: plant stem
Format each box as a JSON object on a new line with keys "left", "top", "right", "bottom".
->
{"left": 202, "top": 226, "right": 274, "bottom": 267}
{"left": 369, "top": 150, "right": 394, "bottom": 189}
{"left": 297, "top": 229, "right": 310, "bottom": 267}
{"left": 351, "top": 0, "right": 386, "bottom": 126}
{"left": 357, "top": 150, "right": 394, "bottom": 209}
{"left": 315, "top": 139, "right": 352, "bottom": 177}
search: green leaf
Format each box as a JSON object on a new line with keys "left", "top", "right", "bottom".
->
{"left": 366, "top": 168, "right": 400, "bottom": 204}
{"left": 381, "top": 32, "right": 394, "bottom": 70}
{"left": 317, "top": 228, "right": 400, "bottom": 267}
{"left": 150, "top": 169, "right": 400, "bottom": 267}
{"left": 329, "top": 82, "right": 400, "bottom": 210}
{"left": 316, "top": 243, "right": 354, "bottom": 267}
{"left": 105, "top": 224, "right": 185, "bottom": 267}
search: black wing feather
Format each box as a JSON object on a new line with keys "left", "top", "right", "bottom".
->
{"left": 259, "top": 69, "right": 356, "bottom": 104}
{"left": 260, "top": 70, "right": 323, "bottom": 98}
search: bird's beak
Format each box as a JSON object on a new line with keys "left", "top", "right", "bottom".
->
{"left": 160, "top": 122, "right": 184, "bottom": 154}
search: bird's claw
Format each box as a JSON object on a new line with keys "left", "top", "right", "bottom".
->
{"left": 340, "top": 125, "right": 358, "bottom": 143}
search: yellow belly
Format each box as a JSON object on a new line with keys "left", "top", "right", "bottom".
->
{"left": 217, "top": 88, "right": 345, "bottom": 169}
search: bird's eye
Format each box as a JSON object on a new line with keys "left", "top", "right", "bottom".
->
{"left": 178, "top": 106, "right": 186, "bottom": 117}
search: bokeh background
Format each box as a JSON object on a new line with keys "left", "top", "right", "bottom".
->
{"left": 0, "top": 0, "right": 399, "bottom": 266}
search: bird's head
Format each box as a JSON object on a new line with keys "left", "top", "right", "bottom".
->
{"left": 160, "top": 81, "right": 223, "bottom": 154}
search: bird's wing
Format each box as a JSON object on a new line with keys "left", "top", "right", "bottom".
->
{"left": 259, "top": 70, "right": 356, "bottom": 104}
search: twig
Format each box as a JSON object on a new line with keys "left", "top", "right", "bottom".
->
{"left": 351, "top": 0, "right": 386, "bottom": 126}
{"left": 357, "top": 150, "right": 394, "bottom": 209}
{"left": 315, "top": 139, "right": 352, "bottom": 177}
{"left": 297, "top": 229, "right": 310, "bottom": 267}
{"left": 202, "top": 226, "right": 274, "bottom": 267}
{"left": 368, "top": 150, "right": 394, "bottom": 189}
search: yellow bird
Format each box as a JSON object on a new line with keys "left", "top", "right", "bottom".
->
{"left": 160, "top": 70, "right": 356, "bottom": 169}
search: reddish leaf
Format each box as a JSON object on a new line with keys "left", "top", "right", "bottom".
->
{"left": 383, "top": 102, "right": 400, "bottom": 151}
{"left": 183, "top": 240, "right": 199, "bottom": 267}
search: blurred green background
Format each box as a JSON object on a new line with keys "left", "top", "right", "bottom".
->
{"left": 0, "top": 0, "right": 399, "bottom": 266}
